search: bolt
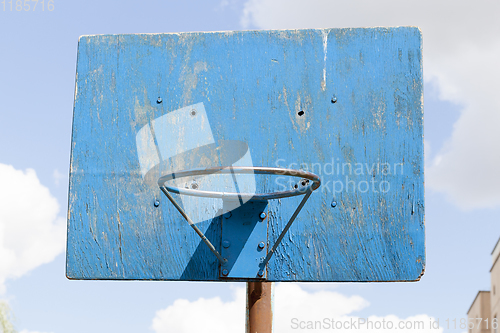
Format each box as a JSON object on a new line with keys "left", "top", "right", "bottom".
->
{"left": 259, "top": 212, "right": 266, "bottom": 219}
{"left": 331, "top": 200, "right": 337, "bottom": 208}
{"left": 222, "top": 269, "right": 229, "bottom": 276}
{"left": 331, "top": 95, "right": 337, "bottom": 103}
{"left": 258, "top": 242, "right": 265, "bottom": 250}
{"left": 224, "top": 211, "right": 232, "bottom": 219}
{"left": 157, "top": 97, "right": 162, "bottom": 104}
{"left": 257, "top": 270, "right": 265, "bottom": 277}
{"left": 190, "top": 109, "right": 197, "bottom": 116}
{"left": 222, "top": 240, "right": 231, "bottom": 248}
{"left": 154, "top": 200, "right": 160, "bottom": 207}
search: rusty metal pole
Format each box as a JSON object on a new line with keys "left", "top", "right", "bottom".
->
{"left": 246, "top": 281, "right": 273, "bottom": 333}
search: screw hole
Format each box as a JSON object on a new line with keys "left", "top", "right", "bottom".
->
{"left": 190, "top": 109, "right": 197, "bottom": 116}
{"left": 298, "top": 110, "right": 305, "bottom": 116}
{"left": 191, "top": 183, "right": 199, "bottom": 190}
{"left": 294, "top": 184, "right": 298, "bottom": 189}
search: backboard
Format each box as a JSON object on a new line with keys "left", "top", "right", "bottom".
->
{"left": 67, "top": 27, "right": 424, "bottom": 282}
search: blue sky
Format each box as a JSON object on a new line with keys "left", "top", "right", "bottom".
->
{"left": 1, "top": 0, "right": 499, "bottom": 332}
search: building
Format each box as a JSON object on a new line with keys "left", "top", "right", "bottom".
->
{"left": 468, "top": 238, "right": 500, "bottom": 333}
{"left": 491, "top": 238, "right": 500, "bottom": 333}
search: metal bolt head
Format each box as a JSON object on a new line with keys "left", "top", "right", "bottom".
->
{"left": 259, "top": 212, "right": 266, "bottom": 219}
{"left": 224, "top": 211, "right": 232, "bottom": 219}
{"left": 222, "top": 269, "right": 229, "bottom": 276}
{"left": 257, "top": 270, "right": 265, "bottom": 277}
{"left": 331, "top": 201, "right": 337, "bottom": 208}
{"left": 331, "top": 95, "right": 337, "bottom": 103}
{"left": 222, "top": 240, "right": 231, "bottom": 248}
{"left": 156, "top": 97, "right": 162, "bottom": 104}
{"left": 154, "top": 200, "right": 160, "bottom": 207}
{"left": 258, "top": 242, "right": 265, "bottom": 250}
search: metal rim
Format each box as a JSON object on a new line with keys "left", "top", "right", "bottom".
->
{"left": 157, "top": 166, "right": 321, "bottom": 200}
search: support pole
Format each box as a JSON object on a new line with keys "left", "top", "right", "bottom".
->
{"left": 246, "top": 281, "right": 273, "bottom": 333}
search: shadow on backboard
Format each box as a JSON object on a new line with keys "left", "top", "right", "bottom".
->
{"left": 180, "top": 214, "right": 222, "bottom": 281}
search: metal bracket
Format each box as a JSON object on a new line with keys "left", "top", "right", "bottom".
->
{"left": 220, "top": 199, "right": 268, "bottom": 279}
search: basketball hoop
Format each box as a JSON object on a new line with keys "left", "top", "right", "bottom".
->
{"left": 158, "top": 166, "right": 321, "bottom": 265}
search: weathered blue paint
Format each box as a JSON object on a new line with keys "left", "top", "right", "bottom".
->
{"left": 220, "top": 199, "right": 269, "bottom": 279}
{"left": 67, "top": 27, "right": 425, "bottom": 282}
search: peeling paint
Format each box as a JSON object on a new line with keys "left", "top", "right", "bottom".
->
{"left": 180, "top": 61, "right": 208, "bottom": 105}
{"left": 68, "top": 28, "right": 424, "bottom": 282}
{"left": 321, "top": 29, "right": 328, "bottom": 91}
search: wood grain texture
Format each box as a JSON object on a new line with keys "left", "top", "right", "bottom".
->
{"left": 67, "top": 27, "right": 424, "bottom": 282}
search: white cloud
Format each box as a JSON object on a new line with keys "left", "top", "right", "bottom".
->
{"left": 151, "top": 283, "right": 442, "bottom": 333}
{"left": 240, "top": 0, "right": 500, "bottom": 209}
{"left": 0, "top": 163, "right": 66, "bottom": 294}
{"left": 427, "top": 96, "right": 500, "bottom": 209}
{"left": 274, "top": 283, "right": 368, "bottom": 321}
{"left": 151, "top": 286, "right": 245, "bottom": 333}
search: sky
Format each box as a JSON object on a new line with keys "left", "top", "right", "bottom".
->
{"left": 0, "top": 0, "right": 499, "bottom": 332}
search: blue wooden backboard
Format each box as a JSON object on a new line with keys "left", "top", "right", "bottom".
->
{"left": 67, "top": 27, "right": 425, "bottom": 282}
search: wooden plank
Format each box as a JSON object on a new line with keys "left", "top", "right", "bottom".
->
{"left": 67, "top": 27, "right": 424, "bottom": 282}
